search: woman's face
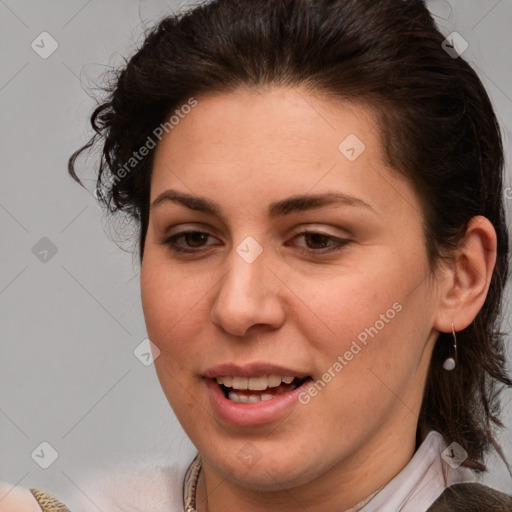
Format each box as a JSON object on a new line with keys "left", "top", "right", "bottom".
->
{"left": 141, "top": 86, "right": 445, "bottom": 491}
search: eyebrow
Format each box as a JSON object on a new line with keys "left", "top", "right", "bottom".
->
{"left": 150, "top": 189, "right": 376, "bottom": 218}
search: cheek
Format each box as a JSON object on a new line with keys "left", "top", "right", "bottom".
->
{"left": 141, "top": 253, "right": 188, "bottom": 330}
{"left": 308, "top": 264, "right": 432, "bottom": 406}
{"left": 140, "top": 261, "right": 209, "bottom": 411}
{"left": 294, "top": 265, "right": 404, "bottom": 353}
{"left": 140, "top": 264, "right": 167, "bottom": 341}
{"left": 140, "top": 257, "right": 212, "bottom": 362}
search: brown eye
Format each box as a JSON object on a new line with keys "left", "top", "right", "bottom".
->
{"left": 183, "top": 232, "right": 209, "bottom": 248}
{"left": 303, "top": 232, "right": 332, "bottom": 249}
{"left": 161, "top": 231, "right": 218, "bottom": 254}
{"left": 291, "top": 230, "right": 350, "bottom": 254}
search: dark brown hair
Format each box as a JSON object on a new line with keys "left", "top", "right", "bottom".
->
{"left": 68, "top": 0, "right": 512, "bottom": 475}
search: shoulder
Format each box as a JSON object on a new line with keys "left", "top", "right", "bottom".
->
{"left": 64, "top": 459, "right": 186, "bottom": 512}
{"left": 1, "top": 457, "right": 190, "bottom": 512}
{"left": 0, "top": 481, "right": 61, "bottom": 512}
{"left": 428, "top": 482, "right": 512, "bottom": 511}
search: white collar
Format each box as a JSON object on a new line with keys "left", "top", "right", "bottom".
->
{"left": 357, "top": 430, "right": 478, "bottom": 512}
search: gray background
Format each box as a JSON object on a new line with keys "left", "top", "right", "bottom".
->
{"left": 1, "top": 0, "right": 511, "bottom": 506}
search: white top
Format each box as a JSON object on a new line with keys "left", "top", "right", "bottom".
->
{"left": 3, "top": 430, "right": 478, "bottom": 512}
{"left": 357, "top": 430, "right": 478, "bottom": 511}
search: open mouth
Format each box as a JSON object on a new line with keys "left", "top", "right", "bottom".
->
{"left": 215, "top": 375, "right": 311, "bottom": 403}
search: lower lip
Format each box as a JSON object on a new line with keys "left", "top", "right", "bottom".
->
{"left": 205, "top": 378, "right": 310, "bottom": 427}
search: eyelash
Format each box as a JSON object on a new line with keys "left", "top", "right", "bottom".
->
{"left": 161, "top": 229, "right": 350, "bottom": 255}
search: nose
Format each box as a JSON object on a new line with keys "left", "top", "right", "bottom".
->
{"left": 209, "top": 246, "right": 286, "bottom": 338}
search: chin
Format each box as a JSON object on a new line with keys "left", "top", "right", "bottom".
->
{"left": 201, "top": 441, "right": 329, "bottom": 492}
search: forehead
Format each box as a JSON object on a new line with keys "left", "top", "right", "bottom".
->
{"left": 154, "top": 87, "right": 380, "bottom": 158}
{"left": 149, "top": 86, "right": 420, "bottom": 222}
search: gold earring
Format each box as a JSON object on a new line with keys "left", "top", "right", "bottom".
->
{"left": 443, "top": 322, "right": 457, "bottom": 371}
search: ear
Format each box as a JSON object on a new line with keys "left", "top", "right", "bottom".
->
{"left": 433, "top": 215, "right": 497, "bottom": 333}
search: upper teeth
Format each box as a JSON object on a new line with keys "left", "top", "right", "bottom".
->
{"left": 216, "top": 375, "right": 295, "bottom": 390}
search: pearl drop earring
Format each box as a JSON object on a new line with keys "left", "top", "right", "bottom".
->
{"left": 443, "top": 322, "right": 457, "bottom": 371}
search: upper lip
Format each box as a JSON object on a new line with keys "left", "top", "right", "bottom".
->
{"left": 203, "top": 362, "right": 310, "bottom": 379}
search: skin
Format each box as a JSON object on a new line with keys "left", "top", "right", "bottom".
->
{"left": 0, "top": 482, "right": 43, "bottom": 512}
{"left": 140, "top": 86, "right": 497, "bottom": 511}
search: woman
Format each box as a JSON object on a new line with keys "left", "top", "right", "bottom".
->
{"left": 3, "top": 0, "right": 512, "bottom": 510}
